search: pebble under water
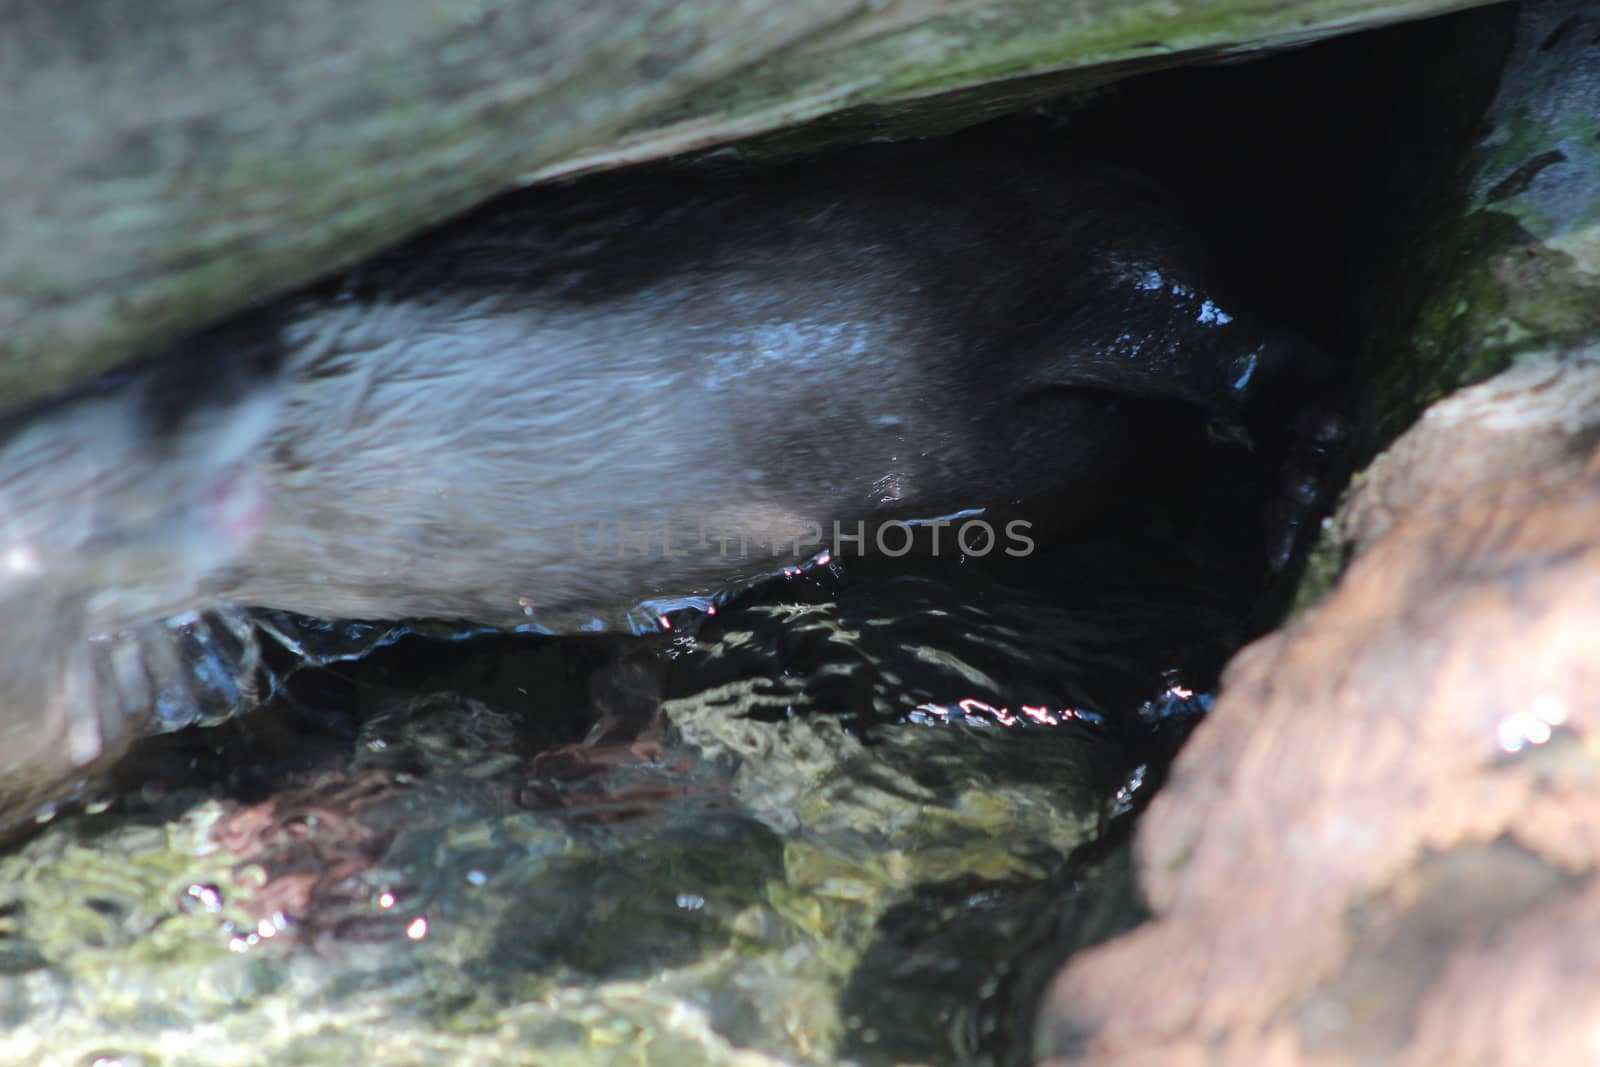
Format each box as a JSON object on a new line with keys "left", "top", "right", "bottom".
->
{"left": 0, "top": 394, "right": 1309, "bottom": 1067}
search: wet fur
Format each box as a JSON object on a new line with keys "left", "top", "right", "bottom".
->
{"left": 218, "top": 135, "right": 1290, "bottom": 630}
{"left": 0, "top": 344, "right": 278, "bottom": 827}
{"left": 0, "top": 130, "right": 1302, "bottom": 827}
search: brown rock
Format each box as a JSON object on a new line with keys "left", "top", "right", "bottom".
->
{"left": 1038, "top": 345, "right": 1600, "bottom": 1066}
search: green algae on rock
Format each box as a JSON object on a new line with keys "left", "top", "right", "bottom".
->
{"left": 1280, "top": 0, "right": 1600, "bottom": 616}
{"left": 1366, "top": 0, "right": 1600, "bottom": 447}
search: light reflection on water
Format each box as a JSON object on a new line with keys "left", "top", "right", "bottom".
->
{"left": 0, "top": 397, "right": 1284, "bottom": 1067}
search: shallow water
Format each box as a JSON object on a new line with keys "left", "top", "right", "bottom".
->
{"left": 0, "top": 405, "right": 1290, "bottom": 1067}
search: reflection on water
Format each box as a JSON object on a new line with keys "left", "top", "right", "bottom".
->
{"left": 0, "top": 404, "right": 1295, "bottom": 1067}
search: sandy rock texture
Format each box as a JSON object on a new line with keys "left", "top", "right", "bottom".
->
{"left": 1037, "top": 344, "right": 1600, "bottom": 1066}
